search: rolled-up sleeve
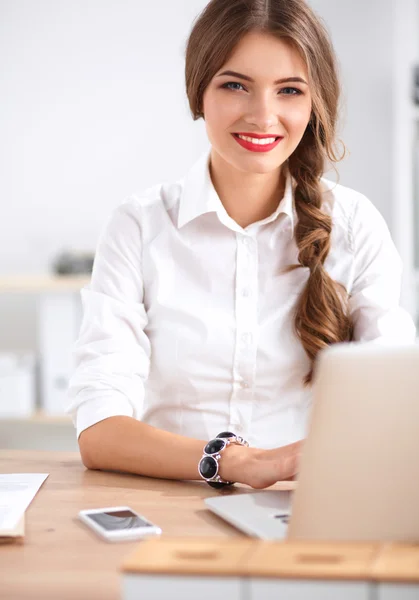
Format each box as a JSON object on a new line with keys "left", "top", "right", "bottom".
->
{"left": 66, "top": 198, "right": 151, "bottom": 438}
{"left": 348, "top": 194, "right": 417, "bottom": 343}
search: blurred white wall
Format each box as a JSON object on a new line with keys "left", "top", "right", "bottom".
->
{"left": 0, "top": 0, "right": 414, "bottom": 354}
{"left": 0, "top": 0, "right": 209, "bottom": 275}
{"left": 309, "top": 0, "right": 395, "bottom": 224}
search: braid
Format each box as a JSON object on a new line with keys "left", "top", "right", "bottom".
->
{"left": 286, "top": 127, "right": 354, "bottom": 385}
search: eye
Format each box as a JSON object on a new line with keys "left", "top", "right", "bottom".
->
{"left": 280, "top": 87, "right": 303, "bottom": 96}
{"left": 221, "top": 81, "right": 246, "bottom": 91}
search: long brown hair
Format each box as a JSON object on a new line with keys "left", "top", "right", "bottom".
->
{"left": 184, "top": 0, "right": 353, "bottom": 386}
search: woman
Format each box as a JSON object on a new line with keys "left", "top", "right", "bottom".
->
{"left": 67, "top": 0, "right": 416, "bottom": 490}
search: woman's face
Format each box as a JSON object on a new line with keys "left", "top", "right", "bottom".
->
{"left": 202, "top": 31, "right": 313, "bottom": 174}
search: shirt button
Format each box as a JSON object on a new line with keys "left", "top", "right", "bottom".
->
{"left": 241, "top": 288, "right": 251, "bottom": 298}
{"left": 241, "top": 333, "right": 252, "bottom": 344}
{"left": 240, "top": 380, "right": 250, "bottom": 389}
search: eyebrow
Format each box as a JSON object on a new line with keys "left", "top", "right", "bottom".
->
{"left": 215, "top": 70, "right": 308, "bottom": 85}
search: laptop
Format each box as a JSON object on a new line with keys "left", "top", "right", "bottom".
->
{"left": 205, "top": 342, "right": 419, "bottom": 542}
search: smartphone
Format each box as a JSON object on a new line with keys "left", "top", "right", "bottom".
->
{"left": 78, "top": 506, "right": 162, "bottom": 542}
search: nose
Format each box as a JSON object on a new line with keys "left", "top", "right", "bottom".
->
{"left": 244, "top": 91, "right": 279, "bottom": 131}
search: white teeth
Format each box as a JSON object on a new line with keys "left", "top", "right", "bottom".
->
{"left": 237, "top": 134, "right": 277, "bottom": 145}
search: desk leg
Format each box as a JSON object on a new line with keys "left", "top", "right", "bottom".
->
{"left": 249, "top": 579, "right": 372, "bottom": 600}
{"left": 123, "top": 575, "right": 243, "bottom": 600}
{"left": 377, "top": 583, "right": 419, "bottom": 599}
{"left": 37, "top": 291, "right": 82, "bottom": 415}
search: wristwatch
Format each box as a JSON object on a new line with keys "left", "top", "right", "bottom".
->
{"left": 198, "top": 431, "right": 249, "bottom": 489}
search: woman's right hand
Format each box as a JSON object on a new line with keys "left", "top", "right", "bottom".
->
{"left": 221, "top": 440, "right": 304, "bottom": 489}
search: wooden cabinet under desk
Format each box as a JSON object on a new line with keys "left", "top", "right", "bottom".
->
{"left": 121, "top": 537, "right": 419, "bottom": 600}
{"left": 0, "top": 274, "right": 90, "bottom": 421}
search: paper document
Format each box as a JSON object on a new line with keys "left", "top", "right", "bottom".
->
{"left": 0, "top": 515, "right": 24, "bottom": 543}
{"left": 0, "top": 473, "right": 49, "bottom": 531}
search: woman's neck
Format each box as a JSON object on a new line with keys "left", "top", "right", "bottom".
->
{"left": 209, "top": 150, "right": 286, "bottom": 229}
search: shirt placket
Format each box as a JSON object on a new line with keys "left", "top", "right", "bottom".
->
{"left": 228, "top": 232, "right": 259, "bottom": 437}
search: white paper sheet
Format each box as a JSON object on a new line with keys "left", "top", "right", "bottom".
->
{"left": 0, "top": 473, "right": 49, "bottom": 531}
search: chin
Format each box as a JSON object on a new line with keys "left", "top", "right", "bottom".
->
{"left": 239, "top": 156, "right": 284, "bottom": 174}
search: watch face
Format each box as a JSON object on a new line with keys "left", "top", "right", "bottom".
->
{"left": 199, "top": 456, "right": 218, "bottom": 480}
{"left": 207, "top": 480, "right": 230, "bottom": 489}
{"left": 204, "top": 438, "right": 226, "bottom": 455}
{"left": 216, "top": 431, "right": 236, "bottom": 439}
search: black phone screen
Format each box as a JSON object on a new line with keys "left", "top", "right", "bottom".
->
{"left": 87, "top": 509, "right": 153, "bottom": 531}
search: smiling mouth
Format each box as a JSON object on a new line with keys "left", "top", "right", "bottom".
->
{"left": 233, "top": 134, "right": 282, "bottom": 141}
{"left": 231, "top": 133, "right": 284, "bottom": 153}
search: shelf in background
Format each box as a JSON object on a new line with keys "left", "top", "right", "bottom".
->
{"left": 0, "top": 410, "right": 72, "bottom": 424}
{"left": 0, "top": 274, "right": 90, "bottom": 293}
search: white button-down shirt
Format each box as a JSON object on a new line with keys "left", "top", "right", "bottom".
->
{"left": 67, "top": 148, "right": 417, "bottom": 448}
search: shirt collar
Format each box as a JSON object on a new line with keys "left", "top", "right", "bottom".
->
{"left": 177, "top": 147, "right": 296, "bottom": 236}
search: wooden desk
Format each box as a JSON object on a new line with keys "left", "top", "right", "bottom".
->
{"left": 0, "top": 450, "right": 294, "bottom": 600}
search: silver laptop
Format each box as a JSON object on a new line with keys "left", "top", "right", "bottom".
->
{"left": 205, "top": 342, "right": 419, "bottom": 542}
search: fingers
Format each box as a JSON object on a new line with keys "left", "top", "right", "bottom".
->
{"left": 246, "top": 440, "right": 305, "bottom": 489}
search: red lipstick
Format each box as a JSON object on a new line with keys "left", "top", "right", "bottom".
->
{"left": 232, "top": 132, "right": 283, "bottom": 153}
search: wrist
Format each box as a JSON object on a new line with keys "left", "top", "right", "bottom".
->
{"left": 217, "top": 444, "right": 261, "bottom": 485}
